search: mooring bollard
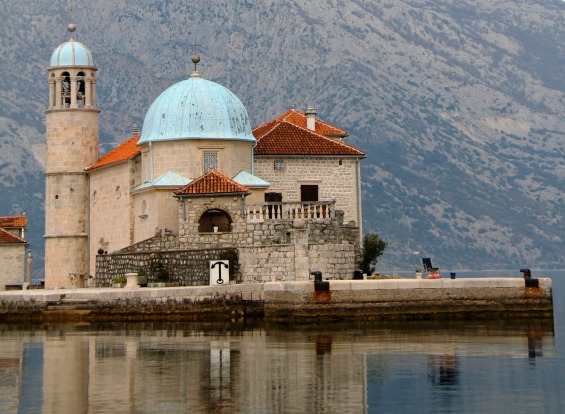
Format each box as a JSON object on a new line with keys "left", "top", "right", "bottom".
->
{"left": 520, "top": 268, "right": 539, "bottom": 288}
{"left": 311, "top": 270, "right": 329, "bottom": 291}
{"left": 311, "top": 271, "right": 322, "bottom": 282}
{"left": 520, "top": 268, "right": 531, "bottom": 279}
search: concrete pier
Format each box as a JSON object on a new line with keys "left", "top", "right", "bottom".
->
{"left": 0, "top": 277, "right": 553, "bottom": 323}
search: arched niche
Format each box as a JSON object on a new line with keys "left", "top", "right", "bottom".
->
{"left": 198, "top": 209, "right": 232, "bottom": 233}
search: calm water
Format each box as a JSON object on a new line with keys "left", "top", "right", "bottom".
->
{"left": 0, "top": 271, "right": 563, "bottom": 414}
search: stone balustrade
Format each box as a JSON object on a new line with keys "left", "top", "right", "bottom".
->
{"left": 246, "top": 200, "right": 336, "bottom": 223}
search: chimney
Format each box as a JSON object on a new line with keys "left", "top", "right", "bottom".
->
{"left": 305, "top": 106, "right": 317, "bottom": 131}
{"left": 132, "top": 123, "right": 139, "bottom": 136}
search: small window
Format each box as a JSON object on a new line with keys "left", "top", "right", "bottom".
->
{"left": 274, "top": 160, "right": 285, "bottom": 171}
{"left": 203, "top": 152, "right": 218, "bottom": 173}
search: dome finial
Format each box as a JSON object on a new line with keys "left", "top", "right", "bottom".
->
{"left": 191, "top": 54, "right": 201, "bottom": 77}
{"left": 190, "top": 41, "right": 203, "bottom": 78}
{"left": 67, "top": 3, "right": 76, "bottom": 39}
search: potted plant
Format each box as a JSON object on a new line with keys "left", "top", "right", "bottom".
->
{"left": 112, "top": 275, "right": 126, "bottom": 288}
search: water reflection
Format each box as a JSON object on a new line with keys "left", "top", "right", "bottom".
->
{"left": 0, "top": 319, "right": 556, "bottom": 413}
{"left": 428, "top": 354, "right": 458, "bottom": 387}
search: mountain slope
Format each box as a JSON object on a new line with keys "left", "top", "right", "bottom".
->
{"left": 0, "top": 0, "right": 564, "bottom": 275}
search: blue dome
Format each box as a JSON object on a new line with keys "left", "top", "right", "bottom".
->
{"left": 50, "top": 39, "right": 94, "bottom": 67}
{"left": 138, "top": 75, "right": 255, "bottom": 144}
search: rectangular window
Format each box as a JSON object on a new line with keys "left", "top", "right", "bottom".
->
{"left": 300, "top": 185, "right": 319, "bottom": 202}
{"left": 273, "top": 159, "right": 285, "bottom": 171}
{"left": 203, "top": 152, "right": 218, "bottom": 173}
{"left": 264, "top": 192, "right": 283, "bottom": 202}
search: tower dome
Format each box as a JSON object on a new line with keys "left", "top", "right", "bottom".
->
{"left": 50, "top": 39, "right": 94, "bottom": 67}
{"left": 138, "top": 75, "right": 255, "bottom": 145}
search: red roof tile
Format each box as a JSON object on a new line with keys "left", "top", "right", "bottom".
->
{"left": 86, "top": 135, "right": 141, "bottom": 171}
{"left": 253, "top": 121, "right": 365, "bottom": 156}
{"left": 0, "top": 228, "right": 27, "bottom": 244}
{"left": 0, "top": 215, "right": 27, "bottom": 228}
{"left": 175, "top": 169, "right": 250, "bottom": 196}
{"left": 253, "top": 109, "right": 348, "bottom": 139}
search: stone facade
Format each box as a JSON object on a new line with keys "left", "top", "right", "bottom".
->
{"left": 45, "top": 58, "right": 99, "bottom": 288}
{"left": 254, "top": 157, "right": 362, "bottom": 229}
{"left": 89, "top": 161, "right": 137, "bottom": 273}
{"left": 0, "top": 245, "right": 26, "bottom": 289}
{"left": 133, "top": 189, "right": 180, "bottom": 243}
{"left": 149, "top": 140, "right": 253, "bottom": 183}
{"left": 45, "top": 109, "right": 99, "bottom": 288}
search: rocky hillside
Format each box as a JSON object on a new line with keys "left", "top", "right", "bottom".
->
{"left": 0, "top": 0, "right": 564, "bottom": 275}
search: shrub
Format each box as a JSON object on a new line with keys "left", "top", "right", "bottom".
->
{"left": 359, "top": 233, "right": 388, "bottom": 275}
{"left": 150, "top": 260, "right": 170, "bottom": 283}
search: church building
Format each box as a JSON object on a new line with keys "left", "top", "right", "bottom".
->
{"left": 44, "top": 25, "right": 365, "bottom": 288}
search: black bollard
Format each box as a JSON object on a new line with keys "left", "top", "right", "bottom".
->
{"left": 310, "top": 270, "right": 323, "bottom": 282}
{"left": 520, "top": 268, "right": 531, "bottom": 279}
{"left": 520, "top": 268, "right": 539, "bottom": 288}
{"left": 311, "top": 270, "right": 329, "bottom": 291}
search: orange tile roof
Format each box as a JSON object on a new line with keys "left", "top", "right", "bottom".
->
{"left": 0, "top": 215, "right": 27, "bottom": 228}
{"left": 0, "top": 228, "right": 27, "bottom": 244}
{"left": 175, "top": 169, "right": 250, "bottom": 196}
{"left": 253, "top": 109, "right": 348, "bottom": 139}
{"left": 85, "top": 135, "right": 141, "bottom": 171}
{"left": 253, "top": 121, "right": 365, "bottom": 156}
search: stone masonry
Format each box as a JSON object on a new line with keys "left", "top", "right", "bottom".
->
{"left": 95, "top": 217, "right": 360, "bottom": 286}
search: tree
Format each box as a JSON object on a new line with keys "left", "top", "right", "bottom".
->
{"left": 359, "top": 233, "right": 388, "bottom": 275}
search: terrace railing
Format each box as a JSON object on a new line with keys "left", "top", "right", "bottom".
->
{"left": 245, "top": 200, "right": 336, "bottom": 223}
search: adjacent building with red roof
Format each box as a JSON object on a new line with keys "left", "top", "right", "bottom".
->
{"left": 0, "top": 215, "right": 30, "bottom": 289}
{"left": 253, "top": 108, "right": 365, "bottom": 234}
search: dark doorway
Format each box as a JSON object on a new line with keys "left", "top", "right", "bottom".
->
{"left": 198, "top": 209, "right": 232, "bottom": 233}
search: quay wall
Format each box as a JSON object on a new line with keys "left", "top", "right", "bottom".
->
{"left": 0, "top": 278, "right": 553, "bottom": 323}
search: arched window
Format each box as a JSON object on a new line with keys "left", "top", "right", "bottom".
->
{"left": 198, "top": 209, "right": 232, "bottom": 233}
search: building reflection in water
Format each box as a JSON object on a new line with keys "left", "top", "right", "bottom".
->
{"left": 0, "top": 319, "right": 555, "bottom": 413}
{"left": 428, "top": 354, "right": 458, "bottom": 387}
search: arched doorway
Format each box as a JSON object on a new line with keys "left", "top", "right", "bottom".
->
{"left": 198, "top": 209, "right": 232, "bottom": 233}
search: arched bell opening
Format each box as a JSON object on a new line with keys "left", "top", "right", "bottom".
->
{"left": 77, "top": 71, "right": 86, "bottom": 108}
{"left": 61, "top": 71, "right": 71, "bottom": 107}
{"left": 198, "top": 209, "right": 232, "bottom": 233}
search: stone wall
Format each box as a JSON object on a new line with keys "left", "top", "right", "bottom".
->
{"left": 0, "top": 278, "right": 553, "bottom": 323}
{"left": 254, "top": 157, "right": 361, "bottom": 225}
{"left": 0, "top": 245, "right": 26, "bottom": 289}
{"left": 97, "top": 218, "right": 360, "bottom": 285}
{"left": 95, "top": 247, "right": 240, "bottom": 287}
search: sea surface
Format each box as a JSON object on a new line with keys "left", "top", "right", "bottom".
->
{"left": 0, "top": 270, "right": 563, "bottom": 413}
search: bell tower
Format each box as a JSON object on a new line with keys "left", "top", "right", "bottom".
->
{"left": 44, "top": 23, "right": 99, "bottom": 288}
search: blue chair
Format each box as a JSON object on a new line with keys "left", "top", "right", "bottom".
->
{"left": 421, "top": 257, "right": 439, "bottom": 274}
